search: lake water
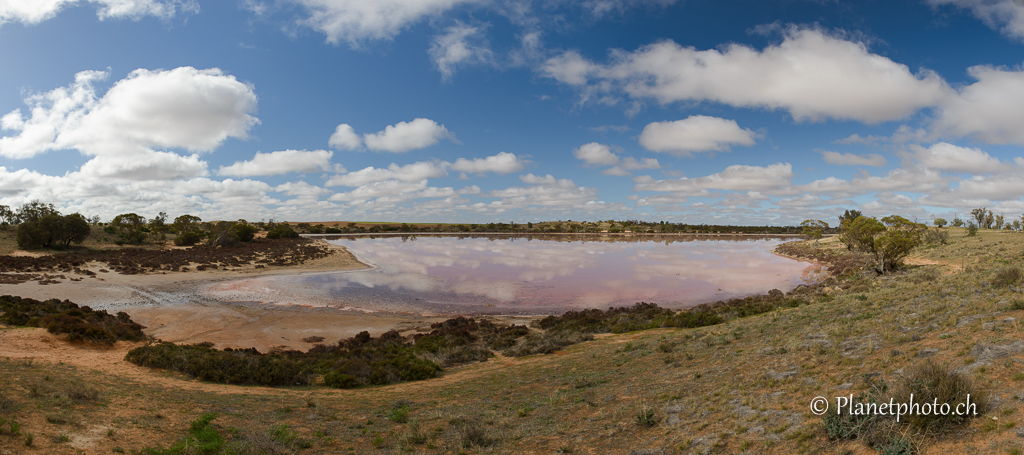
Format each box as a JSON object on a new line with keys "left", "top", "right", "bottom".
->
{"left": 206, "top": 235, "right": 823, "bottom": 315}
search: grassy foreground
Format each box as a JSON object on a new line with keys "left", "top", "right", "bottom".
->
{"left": 2, "top": 227, "right": 1024, "bottom": 454}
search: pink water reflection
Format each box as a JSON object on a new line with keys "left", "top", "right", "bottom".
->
{"left": 277, "top": 235, "right": 823, "bottom": 314}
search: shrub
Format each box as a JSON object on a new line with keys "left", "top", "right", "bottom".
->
{"left": 992, "top": 266, "right": 1023, "bottom": 288}
{"left": 173, "top": 231, "right": 202, "bottom": 246}
{"left": 922, "top": 227, "right": 949, "bottom": 245}
{"left": 967, "top": 223, "right": 978, "bottom": 236}
{"left": 890, "top": 360, "right": 987, "bottom": 431}
{"left": 266, "top": 225, "right": 299, "bottom": 239}
{"left": 0, "top": 295, "right": 145, "bottom": 344}
{"left": 110, "top": 213, "right": 148, "bottom": 244}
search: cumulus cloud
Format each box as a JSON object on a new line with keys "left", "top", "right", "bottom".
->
{"left": 0, "top": 67, "right": 258, "bottom": 159}
{"left": 541, "top": 27, "right": 952, "bottom": 123}
{"left": 326, "top": 161, "right": 448, "bottom": 187}
{"left": 931, "top": 65, "right": 1024, "bottom": 145}
{"left": 929, "top": 0, "right": 1024, "bottom": 41}
{"left": 362, "top": 118, "right": 456, "bottom": 153}
{"left": 573, "top": 142, "right": 619, "bottom": 166}
{"left": 638, "top": 116, "right": 759, "bottom": 155}
{"left": 450, "top": 152, "right": 525, "bottom": 174}
{"left": 0, "top": 0, "right": 198, "bottom": 26}
{"left": 486, "top": 174, "right": 601, "bottom": 207}
{"left": 819, "top": 150, "right": 888, "bottom": 167}
{"left": 218, "top": 149, "right": 336, "bottom": 177}
{"left": 429, "top": 23, "right": 494, "bottom": 80}
{"left": 292, "top": 0, "right": 473, "bottom": 46}
{"left": 572, "top": 142, "right": 659, "bottom": 176}
{"left": 328, "top": 123, "right": 361, "bottom": 150}
{"left": 80, "top": 150, "right": 208, "bottom": 181}
{"left": 633, "top": 163, "right": 794, "bottom": 199}
{"left": 909, "top": 142, "right": 1008, "bottom": 174}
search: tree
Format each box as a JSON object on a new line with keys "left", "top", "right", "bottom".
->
{"left": 841, "top": 216, "right": 886, "bottom": 253}
{"left": 15, "top": 200, "right": 58, "bottom": 224}
{"left": 984, "top": 210, "right": 994, "bottom": 229}
{"left": 110, "top": 213, "right": 148, "bottom": 244}
{"left": 0, "top": 205, "right": 14, "bottom": 227}
{"left": 933, "top": 218, "right": 947, "bottom": 228}
{"left": 173, "top": 214, "right": 202, "bottom": 234}
{"left": 839, "top": 209, "right": 862, "bottom": 226}
{"left": 17, "top": 213, "right": 90, "bottom": 249}
{"left": 800, "top": 219, "right": 828, "bottom": 244}
{"left": 995, "top": 214, "right": 1005, "bottom": 230}
{"left": 952, "top": 217, "right": 964, "bottom": 227}
{"left": 873, "top": 215, "right": 925, "bottom": 273}
{"left": 972, "top": 207, "right": 990, "bottom": 228}
{"left": 841, "top": 215, "right": 923, "bottom": 274}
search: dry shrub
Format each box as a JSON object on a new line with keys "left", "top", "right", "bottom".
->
{"left": 889, "top": 359, "right": 988, "bottom": 432}
{"left": 992, "top": 266, "right": 1023, "bottom": 288}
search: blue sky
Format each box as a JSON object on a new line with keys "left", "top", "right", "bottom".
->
{"left": 1, "top": 0, "right": 1024, "bottom": 225}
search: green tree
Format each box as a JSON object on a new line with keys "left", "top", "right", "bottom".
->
{"left": 800, "top": 219, "right": 828, "bottom": 244}
{"left": 871, "top": 215, "right": 925, "bottom": 273}
{"left": 15, "top": 200, "right": 58, "bottom": 224}
{"left": 838, "top": 209, "right": 862, "bottom": 226}
{"left": 0, "top": 205, "right": 14, "bottom": 227}
{"left": 933, "top": 218, "right": 947, "bottom": 228}
{"left": 952, "top": 217, "right": 964, "bottom": 227}
{"left": 110, "top": 213, "right": 148, "bottom": 244}
{"left": 995, "top": 214, "right": 1005, "bottom": 230}
{"left": 172, "top": 214, "right": 202, "bottom": 234}
{"left": 17, "top": 213, "right": 90, "bottom": 249}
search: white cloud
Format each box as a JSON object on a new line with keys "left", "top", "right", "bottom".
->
{"left": 638, "top": 116, "right": 760, "bottom": 155}
{"left": 328, "top": 123, "right": 361, "bottom": 150}
{"left": 910, "top": 142, "right": 1007, "bottom": 174}
{"left": 633, "top": 162, "right": 795, "bottom": 193}
{"left": 0, "top": 67, "right": 259, "bottom": 159}
{"left": 79, "top": 150, "right": 208, "bottom": 181}
{"left": 573, "top": 142, "right": 619, "bottom": 166}
{"left": 291, "top": 0, "right": 474, "bottom": 46}
{"left": 326, "top": 161, "right": 448, "bottom": 187}
{"left": 450, "top": 152, "right": 524, "bottom": 174}
{"left": 362, "top": 118, "right": 455, "bottom": 153}
{"left": 931, "top": 65, "right": 1024, "bottom": 145}
{"left": 486, "top": 174, "right": 601, "bottom": 207}
{"left": 541, "top": 27, "right": 952, "bottom": 123}
{"left": 218, "top": 149, "right": 335, "bottom": 177}
{"left": 0, "top": 0, "right": 198, "bottom": 26}
{"left": 819, "top": 150, "right": 887, "bottom": 167}
{"left": 573, "top": 142, "right": 659, "bottom": 176}
{"left": 929, "top": 0, "right": 1024, "bottom": 41}
{"left": 429, "top": 23, "right": 494, "bottom": 80}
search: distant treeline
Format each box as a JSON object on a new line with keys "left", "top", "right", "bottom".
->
{"left": 288, "top": 220, "right": 809, "bottom": 235}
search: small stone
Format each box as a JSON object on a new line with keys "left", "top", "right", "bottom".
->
{"left": 837, "top": 382, "right": 854, "bottom": 390}
{"left": 665, "top": 414, "right": 681, "bottom": 427}
{"left": 918, "top": 348, "right": 939, "bottom": 358}
{"left": 766, "top": 369, "right": 799, "bottom": 381}
{"left": 665, "top": 404, "right": 683, "bottom": 414}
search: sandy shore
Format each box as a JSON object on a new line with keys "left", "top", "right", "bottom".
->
{"left": 1, "top": 240, "right": 459, "bottom": 352}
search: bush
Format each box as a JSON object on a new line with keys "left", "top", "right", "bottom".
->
{"left": 0, "top": 295, "right": 145, "bottom": 344}
{"left": 922, "top": 227, "right": 949, "bottom": 245}
{"left": 889, "top": 359, "right": 988, "bottom": 431}
{"left": 173, "top": 231, "right": 202, "bottom": 246}
{"left": 992, "top": 266, "right": 1023, "bottom": 288}
{"left": 266, "top": 225, "right": 299, "bottom": 239}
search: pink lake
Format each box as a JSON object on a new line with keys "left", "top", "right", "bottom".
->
{"left": 205, "top": 235, "right": 824, "bottom": 315}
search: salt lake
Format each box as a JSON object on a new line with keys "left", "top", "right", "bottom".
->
{"left": 205, "top": 235, "right": 824, "bottom": 315}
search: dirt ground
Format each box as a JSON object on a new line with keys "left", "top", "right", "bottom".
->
{"left": 0, "top": 241, "right": 459, "bottom": 352}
